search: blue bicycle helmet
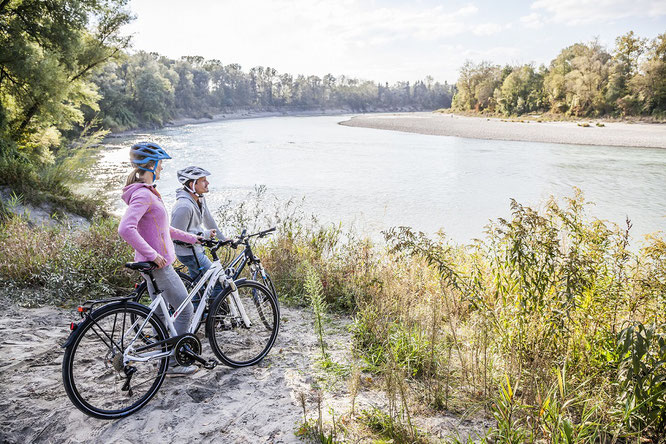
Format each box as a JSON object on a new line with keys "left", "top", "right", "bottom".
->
{"left": 130, "top": 142, "right": 171, "bottom": 173}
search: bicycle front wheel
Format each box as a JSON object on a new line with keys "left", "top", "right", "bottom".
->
{"left": 62, "top": 302, "right": 169, "bottom": 419}
{"left": 206, "top": 280, "right": 280, "bottom": 368}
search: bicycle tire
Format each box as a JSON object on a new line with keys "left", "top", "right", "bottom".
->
{"left": 252, "top": 269, "right": 278, "bottom": 300}
{"left": 206, "top": 279, "right": 279, "bottom": 368}
{"left": 62, "top": 302, "right": 169, "bottom": 419}
{"left": 251, "top": 270, "right": 279, "bottom": 328}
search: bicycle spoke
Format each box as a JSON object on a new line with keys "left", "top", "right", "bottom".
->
{"left": 208, "top": 281, "right": 279, "bottom": 367}
{"left": 63, "top": 304, "right": 167, "bottom": 418}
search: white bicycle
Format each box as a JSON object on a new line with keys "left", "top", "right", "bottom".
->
{"left": 61, "top": 231, "right": 279, "bottom": 419}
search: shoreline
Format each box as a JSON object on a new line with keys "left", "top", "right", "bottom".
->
{"left": 339, "top": 112, "right": 666, "bottom": 149}
{"left": 105, "top": 108, "right": 361, "bottom": 139}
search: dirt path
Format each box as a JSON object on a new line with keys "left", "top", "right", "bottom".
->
{"left": 0, "top": 302, "right": 325, "bottom": 443}
{"left": 0, "top": 301, "right": 490, "bottom": 443}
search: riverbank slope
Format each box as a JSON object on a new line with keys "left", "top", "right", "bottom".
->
{"left": 340, "top": 112, "right": 666, "bottom": 148}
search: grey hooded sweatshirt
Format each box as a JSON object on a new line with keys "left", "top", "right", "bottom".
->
{"left": 170, "top": 188, "right": 223, "bottom": 256}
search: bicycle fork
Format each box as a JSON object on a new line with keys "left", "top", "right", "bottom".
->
{"left": 223, "top": 277, "right": 252, "bottom": 328}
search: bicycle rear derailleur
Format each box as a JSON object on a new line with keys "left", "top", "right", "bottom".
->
{"left": 174, "top": 334, "right": 217, "bottom": 369}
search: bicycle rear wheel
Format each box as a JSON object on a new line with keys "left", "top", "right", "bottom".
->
{"left": 251, "top": 270, "right": 279, "bottom": 328}
{"left": 62, "top": 302, "right": 168, "bottom": 419}
{"left": 252, "top": 269, "right": 278, "bottom": 299}
{"left": 206, "top": 280, "right": 279, "bottom": 368}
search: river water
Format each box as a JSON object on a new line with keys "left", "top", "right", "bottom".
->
{"left": 98, "top": 115, "right": 666, "bottom": 244}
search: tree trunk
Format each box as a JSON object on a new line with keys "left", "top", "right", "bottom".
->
{"left": 15, "top": 102, "right": 39, "bottom": 137}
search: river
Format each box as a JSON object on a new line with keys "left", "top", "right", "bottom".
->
{"left": 98, "top": 115, "right": 666, "bottom": 244}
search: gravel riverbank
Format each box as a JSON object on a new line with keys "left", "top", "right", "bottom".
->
{"left": 340, "top": 112, "right": 666, "bottom": 149}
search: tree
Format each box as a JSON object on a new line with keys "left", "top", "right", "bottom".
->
{"left": 452, "top": 61, "right": 501, "bottom": 112}
{"left": 495, "top": 65, "right": 544, "bottom": 115}
{"left": 544, "top": 41, "right": 612, "bottom": 116}
{"left": 629, "top": 33, "right": 666, "bottom": 115}
{"left": 0, "top": 0, "right": 132, "bottom": 152}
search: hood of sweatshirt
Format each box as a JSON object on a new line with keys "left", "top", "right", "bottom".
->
{"left": 175, "top": 187, "right": 198, "bottom": 205}
{"left": 122, "top": 182, "right": 155, "bottom": 205}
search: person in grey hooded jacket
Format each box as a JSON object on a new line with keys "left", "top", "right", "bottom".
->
{"left": 170, "top": 166, "right": 226, "bottom": 284}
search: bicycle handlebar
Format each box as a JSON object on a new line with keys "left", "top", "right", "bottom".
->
{"left": 172, "top": 227, "right": 276, "bottom": 251}
{"left": 230, "top": 227, "right": 276, "bottom": 248}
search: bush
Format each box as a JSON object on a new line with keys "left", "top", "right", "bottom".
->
{"left": 349, "top": 190, "right": 664, "bottom": 439}
{"left": 0, "top": 215, "right": 134, "bottom": 306}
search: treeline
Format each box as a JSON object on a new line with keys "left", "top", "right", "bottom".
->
{"left": 0, "top": 0, "right": 453, "bottom": 150}
{"left": 452, "top": 32, "right": 666, "bottom": 118}
{"left": 93, "top": 52, "right": 453, "bottom": 131}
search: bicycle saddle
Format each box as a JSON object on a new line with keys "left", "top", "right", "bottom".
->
{"left": 124, "top": 261, "right": 157, "bottom": 272}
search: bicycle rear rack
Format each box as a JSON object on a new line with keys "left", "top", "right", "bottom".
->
{"left": 77, "top": 295, "right": 137, "bottom": 318}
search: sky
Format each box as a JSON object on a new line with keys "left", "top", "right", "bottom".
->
{"left": 123, "top": 0, "right": 666, "bottom": 84}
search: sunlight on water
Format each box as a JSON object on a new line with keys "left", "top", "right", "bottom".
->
{"left": 97, "top": 115, "right": 666, "bottom": 244}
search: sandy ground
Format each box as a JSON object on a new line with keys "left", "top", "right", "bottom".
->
{"left": 0, "top": 300, "right": 490, "bottom": 443}
{"left": 340, "top": 112, "right": 666, "bottom": 149}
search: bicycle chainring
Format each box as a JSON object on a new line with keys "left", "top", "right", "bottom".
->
{"left": 174, "top": 334, "right": 202, "bottom": 366}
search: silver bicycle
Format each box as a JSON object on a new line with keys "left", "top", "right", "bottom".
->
{"left": 61, "top": 233, "right": 279, "bottom": 419}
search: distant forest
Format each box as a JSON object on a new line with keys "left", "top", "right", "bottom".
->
{"left": 94, "top": 52, "right": 454, "bottom": 131}
{"left": 452, "top": 32, "right": 666, "bottom": 118}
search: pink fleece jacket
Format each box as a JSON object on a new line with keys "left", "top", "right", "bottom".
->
{"left": 118, "top": 183, "right": 198, "bottom": 265}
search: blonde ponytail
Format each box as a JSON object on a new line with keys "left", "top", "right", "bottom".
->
{"left": 124, "top": 159, "right": 156, "bottom": 186}
{"left": 125, "top": 168, "right": 143, "bottom": 186}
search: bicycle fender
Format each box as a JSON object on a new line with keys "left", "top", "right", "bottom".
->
{"left": 62, "top": 325, "right": 79, "bottom": 348}
{"left": 61, "top": 301, "right": 152, "bottom": 349}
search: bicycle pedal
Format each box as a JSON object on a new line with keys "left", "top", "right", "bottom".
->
{"left": 203, "top": 359, "right": 217, "bottom": 370}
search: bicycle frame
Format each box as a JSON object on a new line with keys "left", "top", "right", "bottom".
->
{"left": 179, "top": 240, "right": 263, "bottom": 284}
{"left": 122, "top": 258, "right": 252, "bottom": 365}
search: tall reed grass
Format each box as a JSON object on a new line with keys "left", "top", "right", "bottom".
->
{"left": 2, "top": 185, "right": 663, "bottom": 441}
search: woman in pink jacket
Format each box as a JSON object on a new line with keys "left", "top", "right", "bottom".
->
{"left": 118, "top": 142, "right": 199, "bottom": 375}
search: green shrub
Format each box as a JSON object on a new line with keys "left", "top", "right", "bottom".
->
{"left": 0, "top": 215, "right": 134, "bottom": 306}
{"left": 613, "top": 322, "right": 666, "bottom": 438}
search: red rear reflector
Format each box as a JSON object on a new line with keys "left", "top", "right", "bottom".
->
{"left": 70, "top": 322, "right": 76, "bottom": 331}
{"left": 134, "top": 283, "right": 139, "bottom": 289}
{"left": 77, "top": 306, "right": 88, "bottom": 312}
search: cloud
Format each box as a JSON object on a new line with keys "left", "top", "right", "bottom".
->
{"left": 126, "top": 0, "right": 487, "bottom": 81}
{"left": 531, "top": 0, "right": 666, "bottom": 25}
{"left": 519, "top": 13, "right": 545, "bottom": 29}
{"left": 472, "top": 23, "right": 506, "bottom": 36}
{"left": 464, "top": 46, "right": 521, "bottom": 59}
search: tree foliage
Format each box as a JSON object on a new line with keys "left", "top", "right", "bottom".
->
{"left": 0, "top": 0, "right": 132, "bottom": 154}
{"left": 452, "top": 32, "right": 666, "bottom": 118}
{"left": 90, "top": 52, "right": 454, "bottom": 131}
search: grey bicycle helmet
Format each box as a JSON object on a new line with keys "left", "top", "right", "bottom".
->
{"left": 177, "top": 166, "right": 211, "bottom": 195}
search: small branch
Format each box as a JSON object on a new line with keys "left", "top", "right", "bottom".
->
{"left": 0, "top": 0, "right": 11, "bottom": 14}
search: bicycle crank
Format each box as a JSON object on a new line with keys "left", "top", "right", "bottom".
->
{"left": 174, "top": 334, "right": 218, "bottom": 369}
{"left": 174, "top": 334, "right": 201, "bottom": 366}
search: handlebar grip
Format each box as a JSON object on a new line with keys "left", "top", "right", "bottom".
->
{"left": 257, "top": 227, "right": 276, "bottom": 238}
